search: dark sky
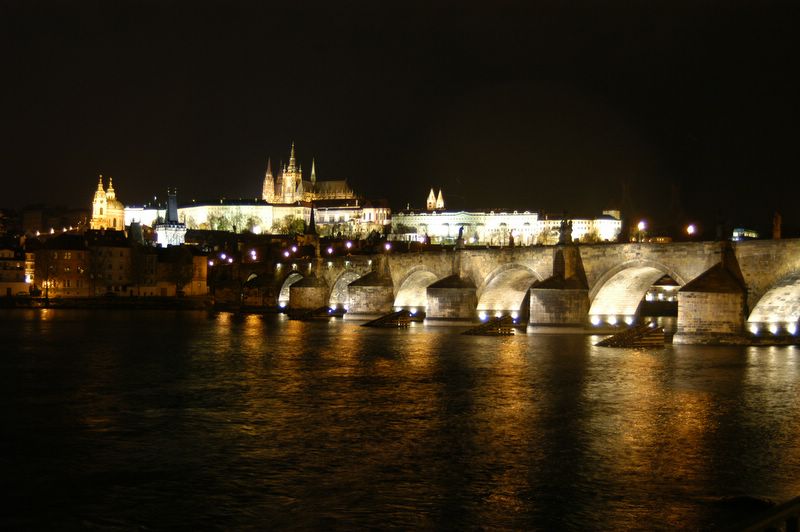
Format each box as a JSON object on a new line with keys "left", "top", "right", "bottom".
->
{"left": 2, "top": 0, "right": 798, "bottom": 238}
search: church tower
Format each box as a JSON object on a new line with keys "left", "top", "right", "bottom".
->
{"left": 90, "top": 175, "right": 108, "bottom": 229}
{"left": 262, "top": 158, "right": 275, "bottom": 202}
{"left": 436, "top": 189, "right": 445, "bottom": 210}
{"left": 426, "top": 188, "right": 437, "bottom": 211}
{"left": 311, "top": 158, "right": 316, "bottom": 184}
{"left": 282, "top": 142, "right": 302, "bottom": 202}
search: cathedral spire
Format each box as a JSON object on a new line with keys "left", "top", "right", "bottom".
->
{"left": 287, "top": 142, "right": 297, "bottom": 173}
{"left": 426, "top": 188, "right": 436, "bottom": 211}
{"left": 262, "top": 158, "right": 275, "bottom": 202}
{"left": 311, "top": 158, "right": 316, "bottom": 184}
{"left": 436, "top": 189, "right": 444, "bottom": 210}
{"left": 96, "top": 175, "right": 104, "bottom": 191}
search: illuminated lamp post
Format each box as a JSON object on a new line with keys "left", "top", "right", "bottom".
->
{"left": 637, "top": 220, "right": 647, "bottom": 243}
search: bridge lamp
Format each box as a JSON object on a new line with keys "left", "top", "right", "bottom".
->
{"left": 409, "top": 308, "right": 417, "bottom": 316}
{"left": 637, "top": 221, "right": 646, "bottom": 231}
{"left": 345, "top": 241, "right": 352, "bottom": 249}
{"left": 291, "top": 246, "right": 298, "bottom": 252}
{"left": 624, "top": 316, "right": 635, "bottom": 325}
{"left": 510, "top": 311, "right": 519, "bottom": 320}
{"left": 278, "top": 302, "right": 286, "bottom": 309}
{"left": 787, "top": 323, "right": 797, "bottom": 335}
{"left": 327, "top": 247, "right": 334, "bottom": 255}
{"left": 384, "top": 242, "right": 392, "bottom": 251}
{"left": 283, "top": 250, "right": 290, "bottom": 258}
{"left": 478, "top": 311, "right": 487, "bottom": 321}
{"left": 221, "top": 253, "right": 227, "bottom": 260}
{"left": 686, "top": 224, "right": 696, "bottom": 236}
{"left": 495, "top": 311, "right": 503, "bottom": 318}
{"left": 749, "top": 323, "right": 760, "bottom": 335}
{"left": 590, "top": 315, "right": 601, "bottom": 326}
{"left": 607, "top": 316, "right": 618, "bottom": 326}
{"left": 227, "top": 257, "right": 233, "bottom": 264}
{"left": 208, "top": 260, "right": 214, "bottom": 267}
{"left": 768, "top": 323, "right": 779, "bottom": 335}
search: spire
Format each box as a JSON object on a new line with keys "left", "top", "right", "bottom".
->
{"left": 106, "top": 177, "right": 116, "bottom": 200}
{"left": 426, "top": 188, "right": 436, "bottom": 211}
{"left": 262, "top": 158, "right": 275, "bottom": 202}
{"left": 96, "top": 175, "right": 104, "bottom": 191}
{"left": 287, "top": 142, "right": 297, "bottom": 173}
{"left": 436, "top": 189, "right": 444, "bottom": 210}
{"left": 311, "top": 158, "right": 316, "bottom": 184}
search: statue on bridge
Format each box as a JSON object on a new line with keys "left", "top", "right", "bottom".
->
{"left": 558, "top": 218, "right": 573, "bottom": 245}
{"left": 455, "top": 226, "right": 465, "bottom": 249}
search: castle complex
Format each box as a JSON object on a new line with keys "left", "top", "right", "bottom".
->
{"left": 123, "top": 143, "right": 388, "bottom": 237}
{"left": 390, "top": 190, "right": 621, "bottom": 245}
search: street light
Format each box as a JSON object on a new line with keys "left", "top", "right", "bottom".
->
{"left": 637, "top": 220, "right": 647, "bottom": 242}
{"left": 686, "top": 224, "right": 696, "bottom": 236}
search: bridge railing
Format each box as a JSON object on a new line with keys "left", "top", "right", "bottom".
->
{"left": 734, "top": 495, "right": 800, "bottom": 532}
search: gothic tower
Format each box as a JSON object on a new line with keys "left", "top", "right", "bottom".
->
{"left": 262, "top": 158, "right": 275, "bottom": 202}
{"left": 436, "top": 189, "right": 445, "bottom": 210}
{"left": 426, "top": 188, "right": 436, "bottom": 211}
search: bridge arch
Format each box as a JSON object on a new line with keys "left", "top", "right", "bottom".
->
{"left": 278, "top": 272, "right": 303, "bottom": 308}
{"left": 329, "top": 270, "right": 363, "bottom": 309}
{"left": 746, "top": 271, "right": 800, "bottom": 334}
{"left": 588, "top": 259, "right": 686, "bottom": 324}
{"left": 393, "top": 267, "right": 439, "bottom": 311}
{"left": 477, "top": 263, "right": 543, "bottom": 318}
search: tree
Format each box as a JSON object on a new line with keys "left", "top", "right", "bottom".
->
{"left": 271, "top": 215, "right": 305, "bottom": 236}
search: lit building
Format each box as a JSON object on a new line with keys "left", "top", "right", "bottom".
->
{"left": 391, "top": 191, "right": 621, "bottom": 245}
{"left": 90, "top": 175, "right": 125, "bottom": 231}
{"left": 123, "top": 143, "right": 385, "bottom": 236}
{"left": 732, "top": 228, "right": 759, "bottom": 241}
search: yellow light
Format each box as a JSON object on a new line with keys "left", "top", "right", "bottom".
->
{"left": 686, "top": 224, "right": 696, "bottom": 235}
{"left": 608, "top": 316, "right": 618, "bottom": 325}
{"left": 590, "top": 315, "right": 601, "bottom": 326}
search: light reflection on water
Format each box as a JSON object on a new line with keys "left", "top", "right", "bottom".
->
{"left": 1, "top": 309, "right": 799, "bottom": 530}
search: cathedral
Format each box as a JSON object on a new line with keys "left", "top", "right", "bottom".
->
{"left": 90, "top": 175, "right": 125, "bottom": 230}
{"left": 261, "top": 142, "right": 355, "bottom": 204}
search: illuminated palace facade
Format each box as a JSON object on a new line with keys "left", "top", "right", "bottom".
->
{"left": 391, "top": 189, "right": 622, "bottom": 245}
{"left": 123, "top": 143, "right": 390, "bottom": 236}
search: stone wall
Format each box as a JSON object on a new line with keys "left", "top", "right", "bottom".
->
{"left": 529, "top": 288, "right": 589, "bottom": 326}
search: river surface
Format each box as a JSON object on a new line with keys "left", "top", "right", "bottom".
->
{"left": 2, "top": 309, "right": 799, "bottom": 530}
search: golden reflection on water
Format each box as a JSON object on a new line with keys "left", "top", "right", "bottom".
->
{"left": 585, "top": 347, "right": 714, "bottom": 527}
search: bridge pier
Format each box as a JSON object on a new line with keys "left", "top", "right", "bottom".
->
{"left": 346, "top": 271, "right": 394, "bottom": 317}
{"left": 426, "top": 275, "right": 478, "bottom": 320}
{"left": 529, "top": 287, "right": 590, "bottom": 327}
{"left": 528, "top": 244, "right": 590, "bottom": 328}
{"left": 673, "top": 262, "right": 747, "bottom": 344}
{"left": 288, "top": 274, "right": 329, "bottom": 311}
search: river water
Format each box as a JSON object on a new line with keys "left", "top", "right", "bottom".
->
{"left": 2, "top": 309, "right": 799, "bottom": 530}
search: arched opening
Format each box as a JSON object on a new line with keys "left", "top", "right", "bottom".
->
{"left": 588, "top": 266, "right": 670, "bottom": 326}
{"left": 747, "top": 271, "right": 800, "bottom": 336}
{"left": 328, "top": 271, "right": 363, "bottom": 310}
{"left": 394, "top": 270, "right": 438, "bottom": 313}
{"left": 278, "top": 273, "right": 303, "bottom": 308}
{"left": 477, "top": 265, "right": 540, "bottom": 322}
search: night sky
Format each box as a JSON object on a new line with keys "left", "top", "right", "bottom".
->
{"left": 2, "top": 0, "right": 798, "bottom": 238}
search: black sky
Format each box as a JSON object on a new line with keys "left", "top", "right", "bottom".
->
{"left": 2, "top": 0, "right": 798, "bottom": 238}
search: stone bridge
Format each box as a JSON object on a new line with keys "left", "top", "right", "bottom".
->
{"left": 253, "top": 239, "right": 800, "bottom": 343}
